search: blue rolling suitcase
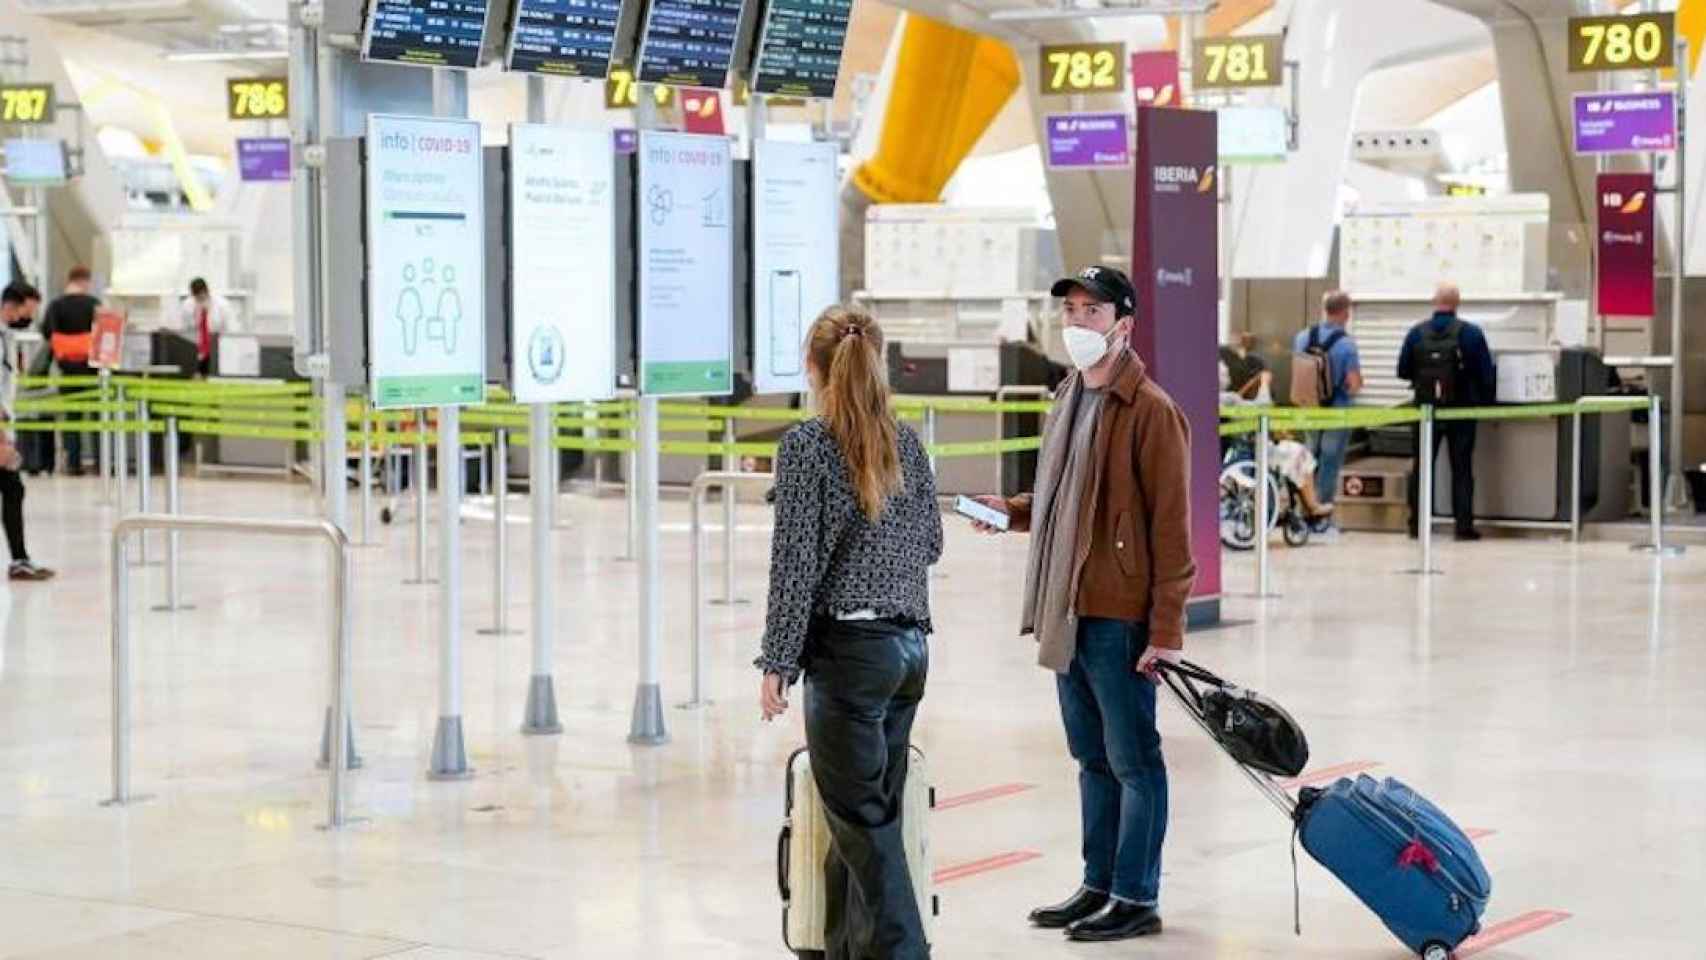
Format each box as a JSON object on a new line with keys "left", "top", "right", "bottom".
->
{"left": 1158, "top": 661, "right": 1491, "bottom": 960}
{"left": 1296, "top": 775, "right": 1491, "bottom": 960}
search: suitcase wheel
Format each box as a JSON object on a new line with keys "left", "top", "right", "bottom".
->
{"left": 1421, "top": 942, "right": 1451, "bottom": 960}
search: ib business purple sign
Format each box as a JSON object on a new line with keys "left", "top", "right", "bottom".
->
{"left": 236, "top": 137, "right": 291, "bottom": 182}
{"left": 1044, "top": 112, "right": 1130, "bottom": 169}
{"left": 1573, "top": 91, "right": 1675, "bottom": 155}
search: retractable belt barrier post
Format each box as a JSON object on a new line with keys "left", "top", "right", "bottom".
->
{"left": 478, "top": 428, "right": 518, "bottom": 637}
{"left": 683, "top": 470, "right": 775, "bottom": 710}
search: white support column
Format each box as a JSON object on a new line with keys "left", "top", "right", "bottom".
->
{"left": 428, "top": 404, "right": 472, "bottom": 778}
{"left": 627, "top": 395, "right": 667, "bottom": 745}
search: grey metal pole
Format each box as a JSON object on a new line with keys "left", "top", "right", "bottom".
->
{"left": 1255, "top": 414, "right": 1272, "bottom": 596}
{"left": 151, "top": 418, "right": 190, "bottom": 612}
{"left": 136, "top": 401, "right": 152, "bottom": 566}
{"left": 1667, "top": 36, "right": 1692, "bottom": 514}
{"left": 100, "top": 369, "right": 114, "bottom": 504}
{"left": 523, "top": 402, "right": 561, "bottom": 735}
{"left": 717, "top": 417, "right": 742, "bottom": 605}
{"left": 359, "top": 400, "right": 374, "bottom": 545}
{"left": 115, "top": 387, "right": 128, "bottom": 521}
{"left": 1419, "top": 406, "right": 1438, "bottom": 574}
{"left": 106, "top": 529, "right": 130, "bottom": 805}
{"left": 628, "top": 396, "right": 667, "bottom": 744}
{"left": 1633, "top": 394, "right": 1685, "bottom": 555}
{"left": 624, "top": 445, "right": 638, "bottom": 561}
{"left": 405, "top": 409, "right": 434, "bottom": 584}
{"left": 924, "top": 407, "right": 938, "bottom": 474}
{"left": 428, "top": 403, "right": 472, "bottom": 779}
{"left": 1570, "top": 407, "right": 1583, "bottom": 544}
{"left": 686, "top": 478, "right": 707, "bottom": 708}
{"left": 479, "top": 429, "right": 516, "bottom": 636}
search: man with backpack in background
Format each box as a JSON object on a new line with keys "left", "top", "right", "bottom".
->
{"left": 1290, "top": 290, "right": 1364, "bottom": 539}
{"left": 1397, "top": 283, "right": 1496, "bottom": 542}
{"left": 33, "top": 266, "right": 100, "bottom": 476}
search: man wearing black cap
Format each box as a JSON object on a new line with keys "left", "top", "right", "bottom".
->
{"left": 968, "top": 266, "right": 1196, "bottom": 943}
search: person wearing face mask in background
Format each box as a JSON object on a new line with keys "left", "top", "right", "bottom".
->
{"left": 966, "top": 266, "right": 1195, "bottom": 944}
{"left": 0, "top": 284, "right": 55, "bottom": 580}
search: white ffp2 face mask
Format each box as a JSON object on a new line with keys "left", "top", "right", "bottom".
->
{"left": 1063, "top": 323, "right": 1118, "bottom": 371}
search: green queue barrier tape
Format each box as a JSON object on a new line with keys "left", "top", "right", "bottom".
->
{"left": 555, "top": 435, "right": 637, "bottom": 453}
{"left": 1434, "top": 399, "right": 1646, "bottom": 422}
{"left": 152, "top": 404, "right": 318, "bottom": 426}
{"left": 929, "top": 436, "right": 1045, "bottom": 458}
{"left": 9, "top": 418, "right": 162, "bottom": 434}
{"left": 13, "top": 399, "right": 132, "bottom": 415}
{"left": 180, "top": 421, "right": 320, "bottom": 443}
{"left": 1219, "top": 421, "right": 1260, "bottom": 438}
{"left": 16, "top": 375, "right": 105, "bottom": 389}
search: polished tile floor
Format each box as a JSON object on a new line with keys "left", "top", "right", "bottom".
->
{"left": 0, "top": 473, "right": 1701, "bottom": 959}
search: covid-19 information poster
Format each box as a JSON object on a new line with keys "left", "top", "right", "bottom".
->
{"left": 366, "top": 114, "right": 486, "bottom": 408}
{"left": 638, "top": 131, "right": 733, "bottom": 396}
{"left": 509, "top": 124, "right": 617, "bottom": 402}
{"left": 752, "top": 139, "right": 837, "bottom": 394}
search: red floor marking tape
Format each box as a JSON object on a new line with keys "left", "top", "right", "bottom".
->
{"left": 934, "top": 782, "right": 1036, "bottom": 811}
{"left": 1455, "top": 909, "right": 1572, "bottom": 957}
{"left": 933, "top": 850, "right": 1043, "bottom": 885}
{"left": 1278, "top": 761, "right": 1380, "bottom": 790}
{"left": 1465, "top": 828, "right": 1496, "bottom": 841}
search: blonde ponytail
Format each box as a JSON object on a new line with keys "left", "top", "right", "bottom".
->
{"left": 807, "top": 306, "right": 900, "bottom": 521}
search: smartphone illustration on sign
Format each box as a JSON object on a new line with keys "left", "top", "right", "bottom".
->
{"left": 770, "top": 269, "right": 803, "bottom": 377}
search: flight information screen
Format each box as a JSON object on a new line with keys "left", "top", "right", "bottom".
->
{"left": 751, "top": 0, "right": 852, "bottom": 99}
{"left": 635, "top": 0, "right": 745, "bottom": 89}
{"left": 363, "top": 0, "right": 490, "bottom": 69}
{"left": 505, "top": 0, "right": 625, "bottom": 77}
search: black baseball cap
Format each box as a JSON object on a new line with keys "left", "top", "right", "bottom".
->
{"left": 1052, "top": 266, "right": 1136, "bottom": 318}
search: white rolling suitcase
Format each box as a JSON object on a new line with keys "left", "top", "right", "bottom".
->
{"left": 777, "top": 746, "right": 937, "bottom": 957}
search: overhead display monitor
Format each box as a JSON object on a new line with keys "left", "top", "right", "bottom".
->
{"left": 508, "top": 124, "right": 618, "bottom": 402}
{"left": 750, "top": 0, "right": 853, "bottom": 99}
{"left": 505, "top": 0, "right": 624, "bottom": 78}
{"left": 1217, "top": 106, "right": 1288, "bottom": 165}
{"left": 362, "top": 0, "right": 491, "bottom": 69}
{"left": 634, "top": 0, "right": 745, "bottom": 88}
{"left": 638, "top": 130, "right": 733, "bottom": 396}
{"left": 752, "top": 139, "right": 837, "bottom": 394}
{"left": 365, "top": 115, "right": 486, "bottom": 408}
{"left": 2, "top": 139, "right": 68, "bottom": 186}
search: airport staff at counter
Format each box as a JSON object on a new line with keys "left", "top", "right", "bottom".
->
{"left": 177, "top": 277, "right": 242, "bottom": 375}
{"left": 971, "top": 266, "right": 1196, "bottom": 944}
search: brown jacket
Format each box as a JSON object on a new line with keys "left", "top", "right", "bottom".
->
{"left": 1006, "top": 349, "right": 1196, "bottom": 658}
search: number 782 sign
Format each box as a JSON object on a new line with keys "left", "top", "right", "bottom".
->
{"left": 1040, "top": 43, "right": 1126, "bottom": 95}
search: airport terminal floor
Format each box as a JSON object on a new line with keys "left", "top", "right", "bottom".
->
{"left": 0, "top": 475, "right": 1701, "bottom": 959}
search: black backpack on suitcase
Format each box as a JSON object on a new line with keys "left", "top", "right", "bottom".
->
{"left": 1412, "top": 320, "right": 1465, "bottom": 405}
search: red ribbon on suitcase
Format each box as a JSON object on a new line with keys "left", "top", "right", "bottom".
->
{"left": 1397, "top": 840, "right": 1440, "bottom": 872}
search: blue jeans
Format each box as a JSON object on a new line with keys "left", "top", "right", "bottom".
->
{"left": 1310, "top": 428, "right": 1351, "bottom": 507}
{"left": 1056, "top": 617, "right": 1168, "bottom": 906}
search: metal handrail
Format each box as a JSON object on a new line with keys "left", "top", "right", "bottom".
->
{"left": 107, "top": 514, "right": 356, "bottom": 827}
{"left": 684, "top": 470, "right": 775, "bottom": 709}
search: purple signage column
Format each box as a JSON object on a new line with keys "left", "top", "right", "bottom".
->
{"left": 1130, "top": 106, "right": 1220, "bottom": 622}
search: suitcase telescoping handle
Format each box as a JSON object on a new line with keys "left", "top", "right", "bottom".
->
{"left": 1153, "top": 660, "right": 1297, "bottom": 820}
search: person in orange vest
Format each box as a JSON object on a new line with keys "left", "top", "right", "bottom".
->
{"left": 35, "top": 266, "right": 100, "bottom": 476}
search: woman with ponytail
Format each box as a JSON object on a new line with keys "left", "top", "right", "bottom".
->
{"left": 756, "top": 305, "right": 941, "bottom": 960}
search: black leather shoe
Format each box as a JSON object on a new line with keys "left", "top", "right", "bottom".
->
{"left": 1066, "top": 901, "right": 1162, "bottom": 942}
{"left": 1028, "top": 887, "right": 1109, "bottom": 929}
{"left": 1454, "top": 528, "right": 1482, "bottom": 542}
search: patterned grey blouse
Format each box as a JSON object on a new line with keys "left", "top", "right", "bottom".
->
{"left": 756, "top": 417, "right": 943, "bottom": 685}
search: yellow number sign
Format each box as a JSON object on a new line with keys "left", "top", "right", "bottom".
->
{"left": 0, "top": 84, "right": 55, "bottom": 124}
{"left": 605, "top": 67, "right": 677, "bottom": 110}
{"left": 227, "top": 78, "right": 289, "bottom": 120}
{"left": 1040, "top": 43, "right": 1125, "bottom": 95}
{"left": 1193, "top": 36, "right": 1283, "bottom": 89}
{"left": 1569, "top": 13, "right": 1674, "bottom": 72}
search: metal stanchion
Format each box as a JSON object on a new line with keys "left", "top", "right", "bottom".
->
{"left": 134, "top": 400, "right": 154, "bottom": 568}
{"left": 358, "top": 400, "right": 375, "bottom": 546}
{"left": 1570, "top": 407, "right": 1583, "bottom": 544}
{"left": 523, "top": 402, "right": 562, "bottom": 735}
{"left": 623, "top": 444, "right": 638, "bottom": 562}
{"left": 1633, "top": 394, "right": 1685, "bottom": 557}
{"left": 479, "top": 429, "right": 517, "bottom": 636}
{"left": 628, "top": 396, "right": 668, "bottom": 744}
{"left": 150, "top": 418, "right": 192, "bottom": 612}
{"left": 428, "top": 404, "right": 473, "bottom": 779}
{"left": 99, "top": 369, "right": 114, "bottom": 505}
{"left": 405, "top": 409, "right": 436, "bottom": 585}
{"left": 114, "top": 387, "right": 128, "bottom": 521}
{"left": 923, "top": 406, "right": 939, "bottom": 474}
{"left": 682, "top": 470, "right": 774, "bottom": 709}
{"left": 1404, "top": 405, "right": 1442, "bottom": 575}
{"left": 711, "top": 417, "right": 747, "bottom": 606}
{"left": 1254, "top": 413, "right": 1277, "bottom": 597}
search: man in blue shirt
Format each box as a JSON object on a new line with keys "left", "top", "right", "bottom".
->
{"left": 1397, "top": 283, "right": 1497, "bottom": 541}
{"left": 1292, "top": 290, "right": 1363, "bottom": 538}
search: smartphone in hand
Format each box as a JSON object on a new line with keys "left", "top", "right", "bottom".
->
{"left": 954, "top": 495, "right": 1010, "bottom": 532}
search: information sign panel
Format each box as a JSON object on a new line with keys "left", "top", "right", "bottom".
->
{"left": 1, "top": 139, "right": 67, "bottom": 185}
{"left": 1217, "top": 106, "right": 1288, "bottom": 164}
{"left": 1573, "top": 91, "right": 1676, "bottom": 154}
{"left": 237, "top": 137, "right": 292, "bottom": 182}
{"left": 509, "top": 124, "right": 617, "bottom": 402}
{"left": 362, "top": 0, "right": 490, "bottom": 69}
{"left": 638, "top": 131, "right": 733, "bottom": 396}
{"left": 1043, "top": 112, "right": 1130, "bottom": 169}
{"left": 751, "top": 0, "right": 853, "bottom": 99}
{"left": 752, "top": 139, "right": 837, "bottom": 394}
{"left": 504, "top": 0, "right": 623, "bottom": 78}
{"left": 365, "top": 115, "right": 486, "bottom": 408}
{"left": 635, "top": 0, "right": 745, "bottom": 88}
